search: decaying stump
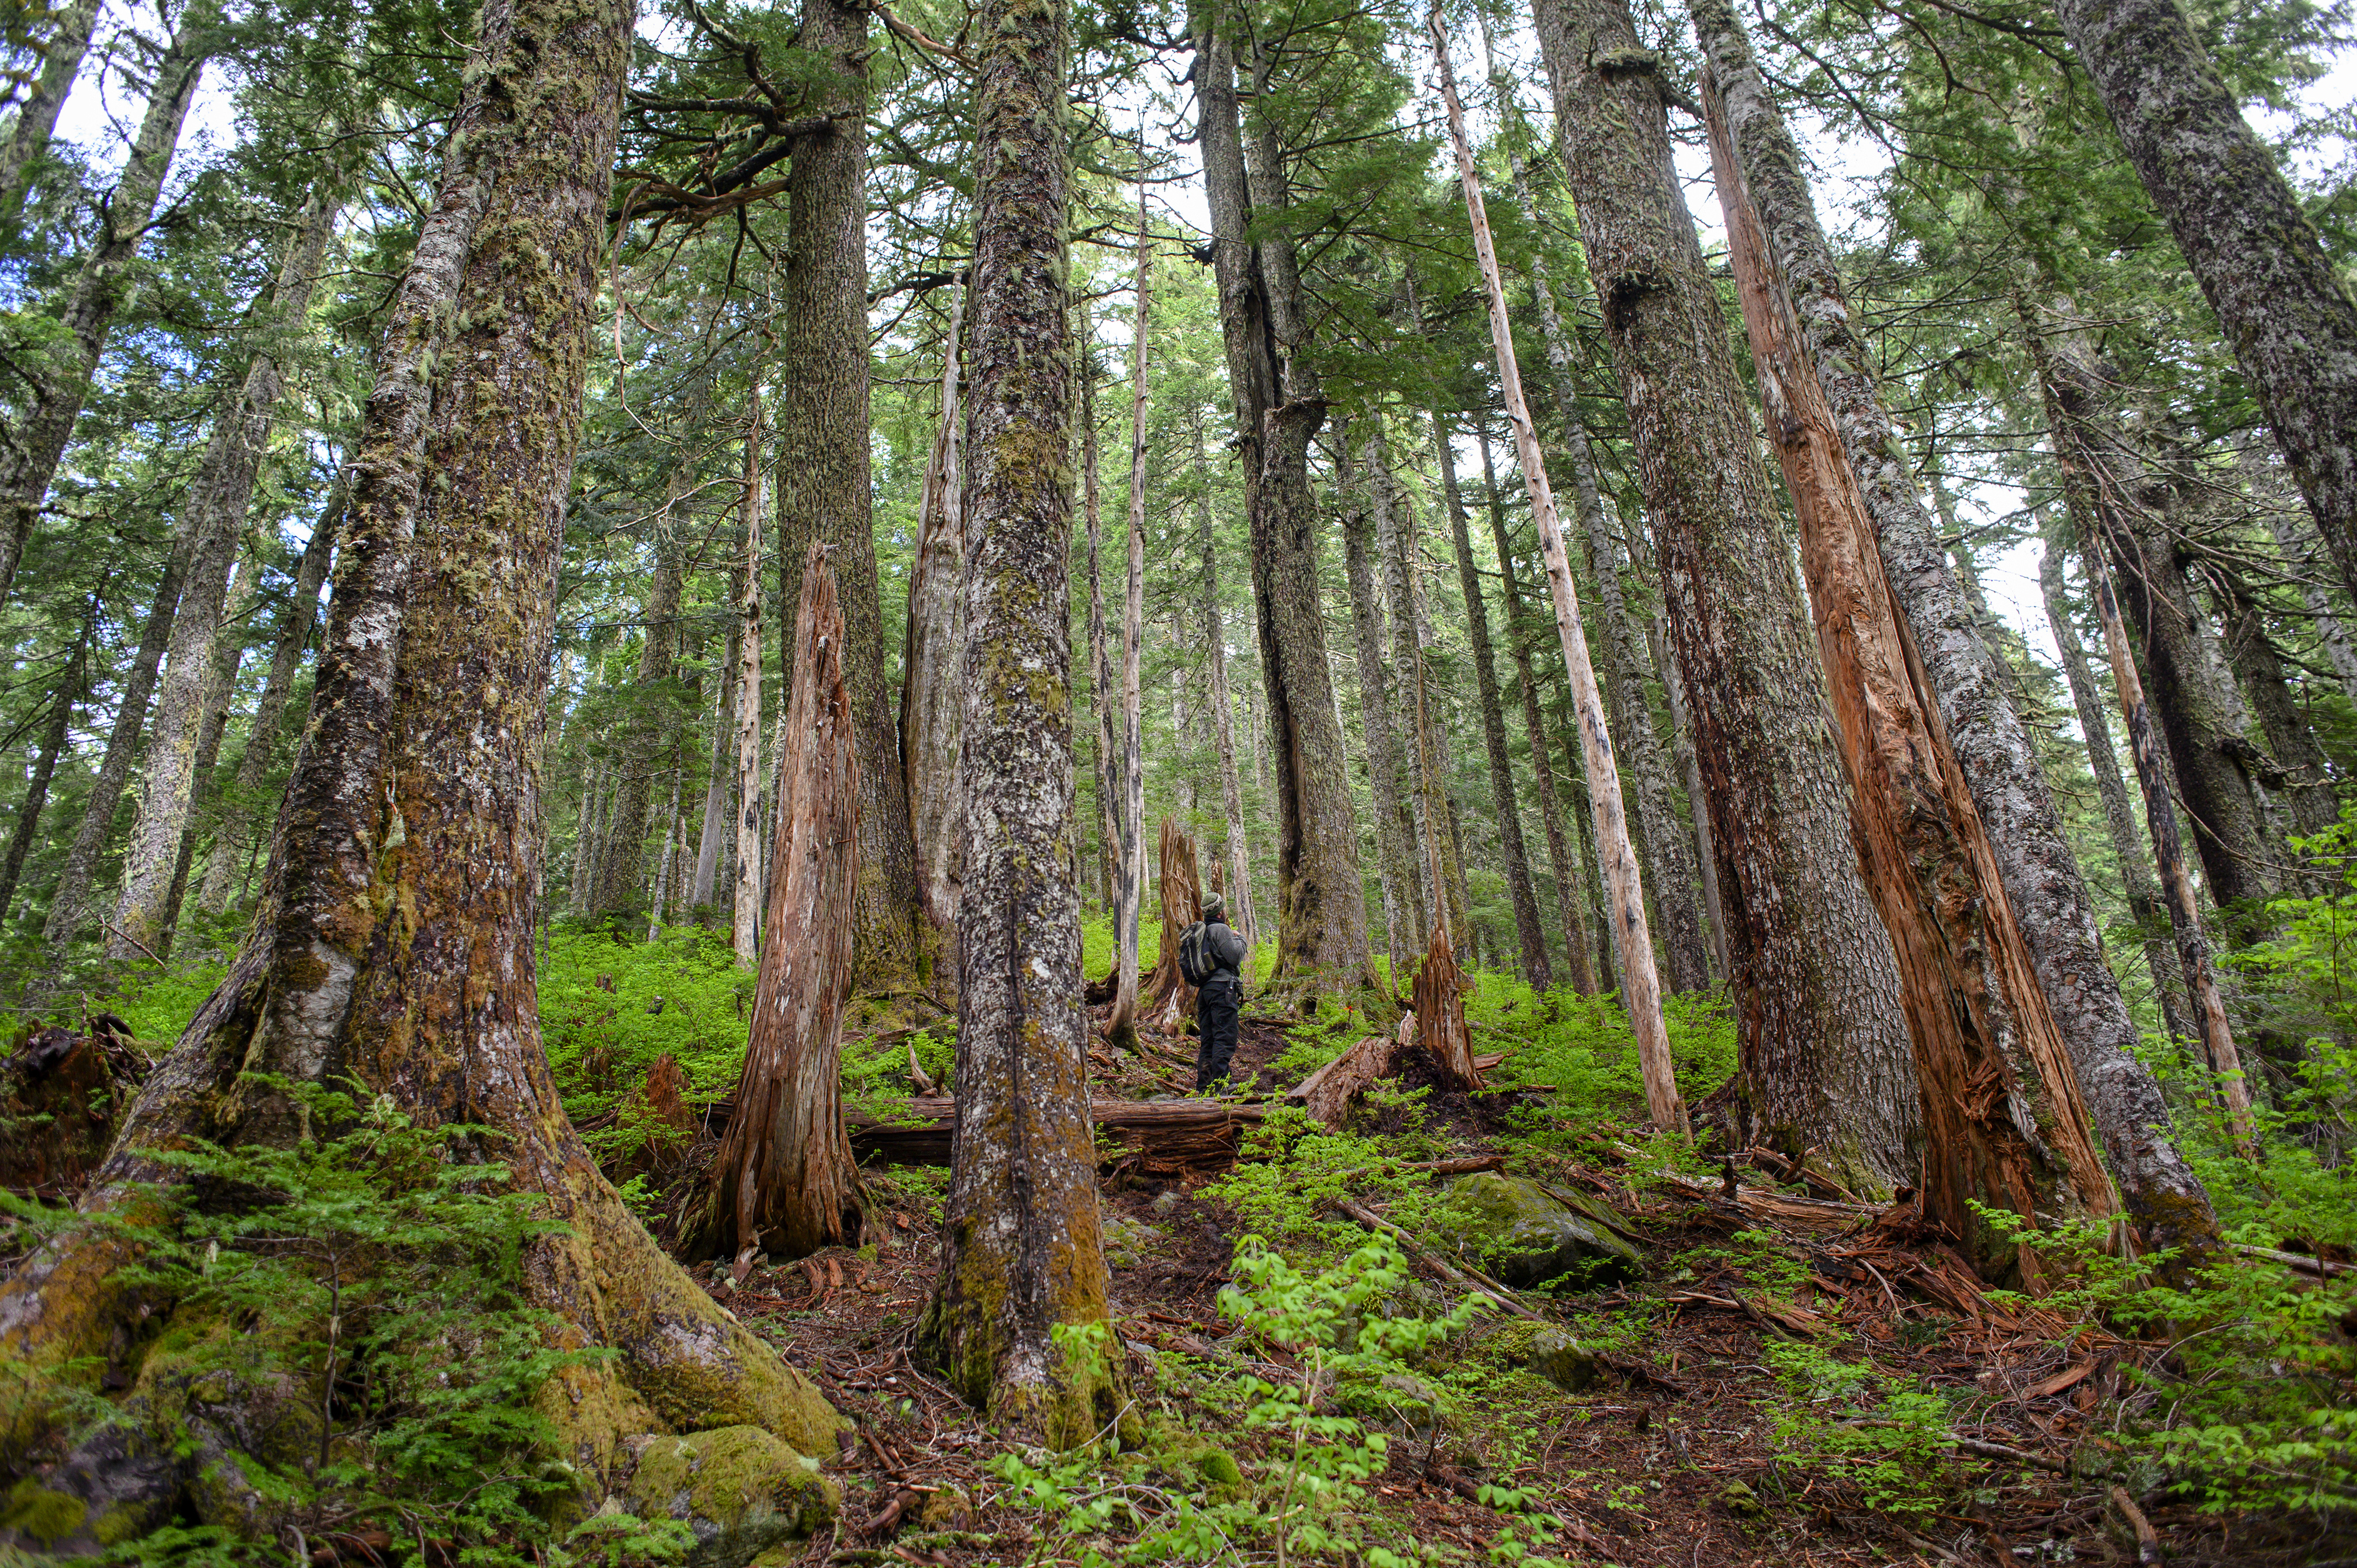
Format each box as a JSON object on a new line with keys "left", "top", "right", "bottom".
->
{"left": 603, "top": 1053, "right": 700, "bottom": 1183}
{"left": 1411, "top": 923, "right": 1482, "bottom": 1093}
{"left": 1141, "top": 818, "right": 1202, "bottom": 1026}
{"left": 0, "top": 1017, "right": 145, "bottom": 1200}
{"left": 693, "top": 542, "right": 864, "bottom": 1262}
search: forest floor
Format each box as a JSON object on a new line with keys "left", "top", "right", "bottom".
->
{"left": 675, "top": 1007, "right": 2355, "bottom": 1568}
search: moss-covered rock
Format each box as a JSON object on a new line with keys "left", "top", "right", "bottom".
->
{"left": 1439, "top": 1175, "right": 1644, "bottom": 1288}
{"left": 1194, "top": 1448, "right": 1246, "bottom": 1498}
{"left": 623, "top": 1425, "right": 838, "bottom": 1567}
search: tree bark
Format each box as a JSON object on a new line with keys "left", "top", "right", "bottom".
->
{"left": 1489, "top": 479, "right": 1596, "bottom": 994}
{"left": 2216, "top": 564, "right": 2339, "bottom": 851}
{"left": 733, "top": 397, "right": 766, "bottom": 965}
{"left": 198, "top": 487, "right": 340, "bottom": 915}
{"left": 1444, "top": 420, "right": 1549, "bottom": 991}
{"left": 1105, "top": 211, "right": 1149, "bottom": 1049}
{"left": 1194, "top": 16, "right": 1376, "bottom": 1006}
{"left": 2048, "top": 0, "right": 2357, "bottom": 601}
{"left": 0, "top": 4, "right": 210, "bottom": 614}
{"left": 917, "top": 0, "right": 1124, "bottom": 1443}
{"left": 1336, "top": 421, "right": 1421, "bottom": 989}
{"left": 155, "top": 539, "right": 262, "bottom": 955}
{"left": 1692, "top": 0, "right": 2217, "bottom": 1265}
{"left": 699, "top": 543, "right": 861, "bottom": 1262}
{"left": 1382, "top": 413, "right": 1466, "bottom": 945}
{"left": 1535, "top": 0, "right": 1916, "bottom": 1189}
{"left": 1705, "top": 75, "right": 2116, "bottom": 1266}
{"left": 1431, "top": 23, "right": 1677, "bottom": 1120}
{"left": 111, "top": 193, "right": 337, "bottom": 957}
{"left": 2263, "top": 506, "right": 2357, "bottom": 705}
{"left": 646, "top": 769, "right": 682, "bottom": 942}
{"left": 694, "top": 584, "right": 740, "bottom": 910}
{"left": 592, "top": 472, "right": 690, "bottom": 915}
{"left": 775, "top": 0, "right": 921, "bottom": 997}
{"left": 39, "top": 525, "right": 196, "bottom": 951}
{"left": 0, "top": 0, "right": 99, "bottom": 233}
{"left": 1, "top": 0, "right": 840, "bottom": 1501}
{"left": 1198, "top": 413, "right": 1257, "bottom": 951}
{"left": 2040, "top": 546, "right": 2193, "bottom": 1045}
{"left": 2030, "top": 322, "right": 2257, "bottom": 1147}
{"left": 903, "top": 290, "right": 966, "bottom": 957}
{"left": 0, "top": 604, "right": 91, "bottom": 925}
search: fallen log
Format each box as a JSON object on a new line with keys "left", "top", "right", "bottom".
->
{"left": 844, "top": 1096, "right": 1265, "bottom": 1174}
{"left": 1285, "top": 1034, "right": 1403, "bottom": 1128}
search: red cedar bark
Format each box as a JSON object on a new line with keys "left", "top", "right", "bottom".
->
{"left": 917, "top": 0, "right": 1124, "bottom": 1442}
{"left": 1705, "top": 80, "right": 2116, "bottom": 1267}
{"left": 1533, "top": 0, "right": 1917, "bottom": 1188}
{"left": 1141, "top": 818, "right": 1202, "bottom": 1023}
{"left": 1430, "top": 21, "right": 1678, "bottom": 1125}
{"left": 0, "top": 0, "right": 838, "bottom": 1489}
{"left": 704, "top": 542, "right": 862, "bottom": 1262}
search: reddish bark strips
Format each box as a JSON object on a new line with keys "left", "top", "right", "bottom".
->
{"left": 2050, "top": 0, "right": 2357, "bottom": 604}
{"left": 1706, "top": 84, "right": 2116, "bottom": 1269}
{"left": 1689, "top": 0, "right": 2217, "bottom": 1271}
{"left": 917, "top": 0, "right": 1124, "bottom": 1445}
{"left": 776, "top": 0, "right": 924, "bottom": 996}
{"left": 1, "top": 0, "right": 839, "bottom": 1488}
{"left": 1142, "top": 819, "right": 1202, "bottom": 1025}
{"left": 1534, "top": 0, "right": 1916, "bottom": 1187}
{"left": 703, "top": 543, "right": 862, "bottom": 1263}
{"left": 1194, "top": 15, "right": 1377, "bottom": 1007}
{"left": 1430, "top": 20, "right": 1676, "bottom": 1124}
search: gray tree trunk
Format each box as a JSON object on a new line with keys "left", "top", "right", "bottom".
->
{"left": 0, "top": 0, "right": 99, "bottom": 231}
{"left": 693, "top": 587, "right": 740, "bottom": 910}
{"left": 0, "top": 606, "right": 91, "bottom": 925}
{"left": 592, "top": 469, "right": 690, "bottom": 915}
{"left": 1336, "top": 420, "right": 1422, "bottom": 988}
{"left": 1198, "top": 416, "right": 1257, "bottom": 951}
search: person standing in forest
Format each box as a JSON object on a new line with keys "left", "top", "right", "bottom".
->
{"left": 1184, "top": 893, "right": 1251, "bottom": 1091}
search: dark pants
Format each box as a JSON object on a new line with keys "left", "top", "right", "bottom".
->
{"left": 1194, "top": 977, "right": 1241, "bottom": 1090}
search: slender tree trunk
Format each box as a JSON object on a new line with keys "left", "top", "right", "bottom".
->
{"left": 155, "top": 539, "right": 262, "bottom": 955}
{"left": 646, "top": 768, "right": 682, "bottom": 942}
{"left": 775, "top": 0, "right": 920, "bottom": 996}
{"left": 2049, "top": 0, "right": 2357, "bottom": 597}
{"left": 1378, "top": 416, "right": 1463, "bottom": 943}
{"left": 2263, "top": 507, "right": 2357, "bottom": 704}
{"left": 1537, "top": 0, "right": 1917, "bottom": 1186}
{"left": 2217, "top": 565, "right": 2339, "bottom": 850}
{"left": 734, "top": 397, "right": 767, "bottom": 965}
{"left": 112, "top": 194, "right": 337, "bottom": 956}
{"left": 2030, "top": 328, "right": 2257, "bottom": 1147}
{"left": 917, "top": 0, "right": 1124, "bottom": 1440}
{"left": 0, "top": 0, "right": 99, "bottom": 233}
{"left": 0, "top": 5, "right": 210, "bottom": 614}
{"left": 903, "top": 290, "right": 966, "bottom": 960}
{"left": 1450, "top": 423, "right": 1549, "bottom": 990}
{"left": 1649, "top": 596, "right": 1731, "bottom": 982}
{"left": 694, "top": 597, "right": 740, "bottom": 909}
{"left": 1, "top": 0, "right": 840, "bottom": 1506}
{"left": 1692, "top": 0, "right": 2217, "bottom": 1264}
{"left": 593, "top": 473, "right": 690, "bottom": 914}
{"left": 1491, "top": 488, "right": 1596, "bottom": 993}
{"left": 0, "top": 606, "right": 92, "bottom": 925}
{"left": 701, "top": 543, "right": 862, "bottom": 1262}
{"left": 198, "top": 488, "right": 339, "bottom": 914}
{"left": 1336, "top": 422, "right": 1422, "bottom": 989}
{"left": 1198, "top": 414, "right": 1256, "bottom": 951}
{"left": 1105, "top": 217, "right": 1149, "bottom": 1048}
{"left": 40, "top": 528, "right": 197, "bottom": 951}
{"left": 1195, "top": 17, "right": 1377, "bottom": 1005}
{"left": 1433, "top": 24, "right": 1677, "bottom": 1119}
{"left": 1705, "top": 75, "right": 2115, "bottom": 1264}
{"left": 2040, "top": 545, "right": 2192, "bottom": 1043}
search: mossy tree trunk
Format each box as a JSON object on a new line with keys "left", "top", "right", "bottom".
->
{"left": 915, "top": 0, "right": 1125, "bottom": 1444}
{"left": 1, "top": 0, "right": 839, "bottom": 1499}
{"left": 694, "top": 587, "right": 741, "bottom": 909}
{"left": 1195, "top": 15, "right": 1377, "bottom": 1008}
{"left": 0, "top": 599, "right": 92, "bottom": 925}
{"left": 733, "top": 399, "right": 767, "bottom": 965}
{"left": 903, "top": 290, "right": 967, "bottom": 960}
{"left": 1335, "top": 421, "right": 1422, "bottom": 989}
{"left": 776, "top": 0, "right": 924, "bottom": 999}
{"left": 1534, "top": 0, "right": 1918, "bottom": 1192}
{"left": 2050, "top": 0, "right": 2357, "bottom": 605}
{"left": 0, "top": 0, "right": 99, "bottom": 234}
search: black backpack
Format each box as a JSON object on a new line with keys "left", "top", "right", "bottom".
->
{"left": 1178, "top": 920, "right": 1214, "bottom": 986}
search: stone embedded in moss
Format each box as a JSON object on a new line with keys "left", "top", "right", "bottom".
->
{"left": 1525, "top": 1328, "right": 1598, "bottom": 1393}
{"left": 1194, "top": 1448, "right": 1246, "bottom": 1497}
{"left": 622, "top": 1425, "right": 838, "bottom": 1568}
{"left": 1440, "top": 1174, "right": 1644, "bottom": 1288}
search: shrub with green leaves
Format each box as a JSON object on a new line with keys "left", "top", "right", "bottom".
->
{"left": 1762, "top": 1340, "right": 1955, "bottom": 1524}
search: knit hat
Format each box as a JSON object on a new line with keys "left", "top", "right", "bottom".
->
{"left": 1202, "top": 894, "right": 1226, "bottom": 922}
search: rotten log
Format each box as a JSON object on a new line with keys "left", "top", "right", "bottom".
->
{"left": 845, "top": 1095, "right": 1264, "bottom": 1174}
{"left": 692, "top": 542, "right": 863, "bottom": 1262}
